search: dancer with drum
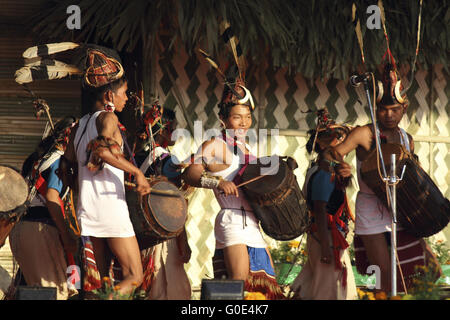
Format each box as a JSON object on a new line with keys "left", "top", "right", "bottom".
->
{"left": 184, "top": 70, "right": 284, "bottom": 300}
{"left": 132, "top": 103, "right": 192, "bottom": 299}
{"left": 8, "top": 117, "right": 79, "bottom": 300}
{"left": 325, "top": 64, "right": 441, "bottom": 293}
{"left": 63, "top": 48, "right": 151, "bottom": 297}
{"left": 290, "top": 109, "right": 357, "bottom": 300}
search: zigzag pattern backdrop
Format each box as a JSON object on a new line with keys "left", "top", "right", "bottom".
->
{"left": 154, "top": 41, "right": 449, "bottom": 291}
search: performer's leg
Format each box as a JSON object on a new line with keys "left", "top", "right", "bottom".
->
{"left": 359, "top": 233, "right": 391, "bottom": 293}
{"left": 223, "top": 244, "right": 250, "bottom": 281}
{"left": 90, "top": 237, "right": 113, "bottom": 279}
{"left": 107, "top": 236, "right": 143, "bottom": 295}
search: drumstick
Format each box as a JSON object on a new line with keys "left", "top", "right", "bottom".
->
{"left": 236, "top": 164, "right": 279, "bottom": 188}
{"left": 235, "top": 174, "right": 266, "bottom": 188}
{"left": 124, "top": 181, "right": 181, "bottom": 197}
{"left": 218, "top": 166, "right": 279, "bottom": 196}
{"left": 218, "top": 173, "right": 271, "bottom": 196}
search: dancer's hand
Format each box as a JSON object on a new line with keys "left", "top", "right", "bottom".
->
{"left": 218, "top": 180, "right": 239, "bottom": 197}
{"left": 335, "top": 162, "right": 352, "bottom": 178}
{"left": 320, "top": 244, "right": 333, "bottom": 265}
{"left": 135, "top": 172, "right": 151, "bottom": 196}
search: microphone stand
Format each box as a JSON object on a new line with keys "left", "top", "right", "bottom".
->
{"left": 360, "top": 75, "right": 405, "bottom": 297}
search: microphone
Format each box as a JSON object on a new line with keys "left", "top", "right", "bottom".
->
{"left": 349, "top": 73, "right": 370, "bottom": 87}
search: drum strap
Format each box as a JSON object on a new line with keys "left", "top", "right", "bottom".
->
{"left": 75, "top": 113, "right": 94, "bottom": 156}
{"left": 232, "top": 153, "right": 251, "bottom": 185}
{"left": 219, "top": 131, "right": 256, "bottom": 185}
{"left": 399, "top": 128, "right": 410, "bottom": 153}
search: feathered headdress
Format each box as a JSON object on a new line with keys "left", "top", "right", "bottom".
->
{"left": 14, "top": 42, "right": 124, "bottom": 88}
{"left": 373, "top": 1, "right": 409, "bottom": 108}
{"left": 306, "top": 108, "right": 352, "bottom": 155}
{"left": 134, "top": 102, "right": 165, "bottom": 153}
{"left": 141, "top": 103, "right": 165, "bottom": 138}
{"left": 375, "top": 63, "right": 408, "bottom": 107}
{"left": 198, "top": 20, "right": 254, "bottom": 113}
{"left": 352, "top": 0, "right": 422, "bottom": 109}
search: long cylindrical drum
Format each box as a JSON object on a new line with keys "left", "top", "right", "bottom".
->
{"left": 240, "top": 155, "right": 310, "bottom": 240}
{"left": 360, "top": 143, "right": 450, "bottom": 238}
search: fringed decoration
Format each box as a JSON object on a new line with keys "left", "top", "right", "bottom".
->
{"left": 245, "top": 269, "right": 285, "bottom": 300}
{"left": 140, "top": 247, "right": 156, "bottom": 296}
{"left": 82, "top": 239, "right": 102, "bottom": 292}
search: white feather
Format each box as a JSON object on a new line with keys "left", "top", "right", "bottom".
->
{"left": 22, "top": 42, "right": 80, "bottom": 59}
{"left": 15, "top": 65, "right": 82, "bottom": 84}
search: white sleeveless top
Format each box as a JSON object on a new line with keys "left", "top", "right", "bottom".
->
{"left": 354, "top": 128, "right": 410, "bottom": 235}
{"left": 209, "top": 138, "right": 266, "bottom": 249}
{"left": 74, "top": 111, "right": 135, "bottom": 238}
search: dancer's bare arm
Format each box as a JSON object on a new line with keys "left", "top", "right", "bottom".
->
{"left": 96, "top": 112, "right": 151, "bottom": 195}
{"left": 184, "top": 139, "right": 238, "bottom": 197}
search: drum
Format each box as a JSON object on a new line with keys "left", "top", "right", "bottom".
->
{"left": 126, "top": 177, "right": 187, "bottom": 250}
{"left": 360, "top": 143, "right": 450, "bottom": 238}
{"left": 0, "top": 165, "right": 29, "bottom": 248}
{"left": 240, "top": 155, "right": 310, "bottom": 241}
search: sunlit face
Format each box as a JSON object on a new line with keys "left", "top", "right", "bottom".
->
{"left": 108, "top": 82, "right": 129, "bottom": 112}
{"left": 222, "top": 104, "right": 252, "bottom": 138}
{"left": 377, "top": 103, "right": 405, "bottom": 129}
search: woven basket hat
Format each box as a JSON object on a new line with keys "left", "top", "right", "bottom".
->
{"left": 83, "top": 49, "right": 124, "bottom": 88}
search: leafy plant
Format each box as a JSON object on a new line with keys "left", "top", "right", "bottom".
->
{"left": 408, "top": 264, "right": 442, "bottom": 300}
{"left": 269, "top": 240, "right": 307, "bottom": 265}
{"left": 427, "top": 239, "right": 450, "bottom": 266}
{"left": 92, "top": 277, "right": 146, "bottom": 300}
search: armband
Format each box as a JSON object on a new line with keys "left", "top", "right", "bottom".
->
{"left": 200, "top": 171, "right": 222, "bottom": 189}
{"left": 85, "top": 136, "right": 123, "bottom": 173}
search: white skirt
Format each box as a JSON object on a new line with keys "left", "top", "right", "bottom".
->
{"left": 77, "top": 163, "right": 135, "bottom": 238}
{"left": 354, "top": 191, "right": 403, "bottom": 235}
{"left": 214, "top": 208, "right": 267, "bottom": 249}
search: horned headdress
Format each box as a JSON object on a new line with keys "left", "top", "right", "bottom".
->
{"left": 198, "top": 20, "right": 255, "bottom": 114}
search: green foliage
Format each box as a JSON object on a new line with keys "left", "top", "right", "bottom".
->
{"left": 31, "top": 0, "right": 449, "bottom": 79}
{"left": 409, "top": 264, "right": 442, "bottom": 300}
{"left": 92, "top": 277, "right": 146, "bottom": 300}
{"left": 269, "top": 240, "right": 307, "bottom": 265}
{"left": 426, "top": 239, "right": 450, "bottom": 266}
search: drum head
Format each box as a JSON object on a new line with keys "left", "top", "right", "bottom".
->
{"left": 0, "top": 166, "right": 28, "bottom": 213}
{"left": 146, "top": 181, "right": 187, "bottom": 233}
{"left": 241, "top": 155, "right": 287, "bottom": 195}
